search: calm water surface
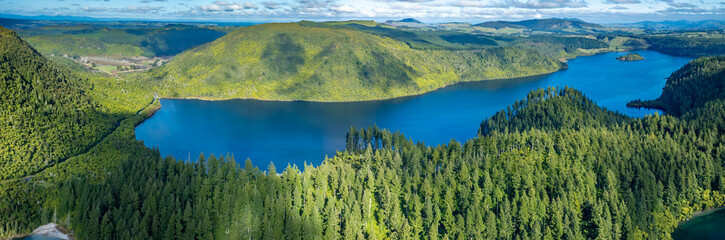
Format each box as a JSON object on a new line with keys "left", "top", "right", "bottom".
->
{"left": 673, "top": 208, "right": 725, "bottom": 240}
{"left": 136, "top": 51, "right": 692, "bottom": 169}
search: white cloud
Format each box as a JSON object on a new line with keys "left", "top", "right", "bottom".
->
{"left": 606, "top": 0, "right": 640, "bottom": 4}
{"left": 330, "top": 5, "right": 357, "bottom": 13}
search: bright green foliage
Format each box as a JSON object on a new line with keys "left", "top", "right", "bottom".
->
{"left": 0, "top": 26, "right": 120, "bottom": 180}
{"left": 627, "top": 56, "right": 725, "bottom": 116}
{"left": 150, "top": 23, "right": 563, "bottom": 101}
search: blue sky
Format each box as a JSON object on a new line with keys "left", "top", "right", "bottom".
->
{"left": 1, "top": 0, "right": 723, "bottom": 23}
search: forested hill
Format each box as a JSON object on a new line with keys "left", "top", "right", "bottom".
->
{"left": 627, "top": 56, "right": 725, "bottom": 116}
{"left": 25, "top": 59, "right": 725, "bottom": 239}
{"left": 0, "top": 26, "right": 117, "bottom": 180}
{"left": 479, "top": 87, "right": 631, "bottom": 135}
{"left": 149, "top": 22, "right": 563, "bottom": 101}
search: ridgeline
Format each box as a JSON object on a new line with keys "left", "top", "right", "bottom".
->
{"left": 148, "top": 22, "right": 564, "bottom": 101}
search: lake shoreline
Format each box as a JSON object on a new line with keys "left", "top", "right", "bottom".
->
{"left": 159, "top": 67, "right": 566, "bottom": 104}
{"left": 136, "top": 51, "right": 692, "bottom": 171}
{"left": 689, "top": 206, "right": 725, "bottom": 219}
{"left": 9, "top": 223, "right": 74, "bottom": 240}
{"left": 153, "top": 49, "right": 652, "bottom": 104}
{"left": 673, "top": 205, "right": 725, "bottom": 239}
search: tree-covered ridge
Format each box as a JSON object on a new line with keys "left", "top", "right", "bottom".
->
{"left": 628, "top": 56, "right": 725, "bottom": 116}
{"left": 0, "top": 26, "right": 120, "bottom": 180}
{"left": 479, "top": 87, "right": 632, "bottom": 136}
{"left": 616, "top": 53, "right": 644, "bottom": 61}
{"left": 149, "top": 22, "right": 563, "bottom": 101}
{"left": 50, "top": 87, "right": 725, "bottom": 239}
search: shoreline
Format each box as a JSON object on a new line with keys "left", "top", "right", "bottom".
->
{"left": 152, "top": 49, "right": 645, "bottom": 104}
{"left": 160, "top": 68, "right": 565, "bottom": 104}
{"left": 8, "top": 223, "right": 73, "bottom": 240}
{"left": 689, "top": 206, "right": 725, "bottom": 220}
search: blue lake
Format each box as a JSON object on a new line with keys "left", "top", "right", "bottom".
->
{"left": 135, "top": 51, "right": 692, "bottom": 169}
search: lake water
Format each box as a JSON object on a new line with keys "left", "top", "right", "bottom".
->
{"left": 673, "top": 207, "right": 725, "bottom": 240}
{"left": 135, "top": 51, "right": 692, "bottom": 169}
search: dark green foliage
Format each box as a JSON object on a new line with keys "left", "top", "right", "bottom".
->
{"left": 628, "top": 56, "right": 725, "bottom": 116}
{"left": 358, "top": 50, "right": 416, "bottom": 89}
{"left": 0, "top": 181, "right": 51, "bottom": 237}
{"left": 479, "top": 87, "right": 631, "bottom": 135}
{"left": 262, "top": 33, "right": 306, "bottom": 75}
{"left": 440, "top": 34, "right": 498, "bottom": 47}
{"left": 521, "top": 35, "right": 608, "bottom": 53}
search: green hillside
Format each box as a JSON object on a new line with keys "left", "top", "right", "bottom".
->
{"left": 0, "top": 26, "right": 122, "bottom": 180}
{"left": 150, "top": 22, "right": 564, "bottom": 101}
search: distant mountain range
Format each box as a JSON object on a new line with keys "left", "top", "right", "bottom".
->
{"left": 381, "top": 18, "right": 607, "bottom": 33}
{"left": 383, "top": 18, "right": 427, "bottom": 28}
{"left": 474, "top": 18, "right": 604, "bottom": 31}
{"left": 619, "top": 20, "right": 725, "bottom": 30}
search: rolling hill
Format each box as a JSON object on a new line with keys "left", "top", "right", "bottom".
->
{"left": 150, "top": 22, "right": 564, "bottom": 101}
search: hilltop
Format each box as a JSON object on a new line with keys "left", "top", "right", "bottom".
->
{"left": 150, "top": 22, "right": 564, "bottom": 101}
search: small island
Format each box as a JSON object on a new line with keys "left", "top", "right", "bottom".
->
{"left": 617, "top": 53, "right": 645, "bottom": 61}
